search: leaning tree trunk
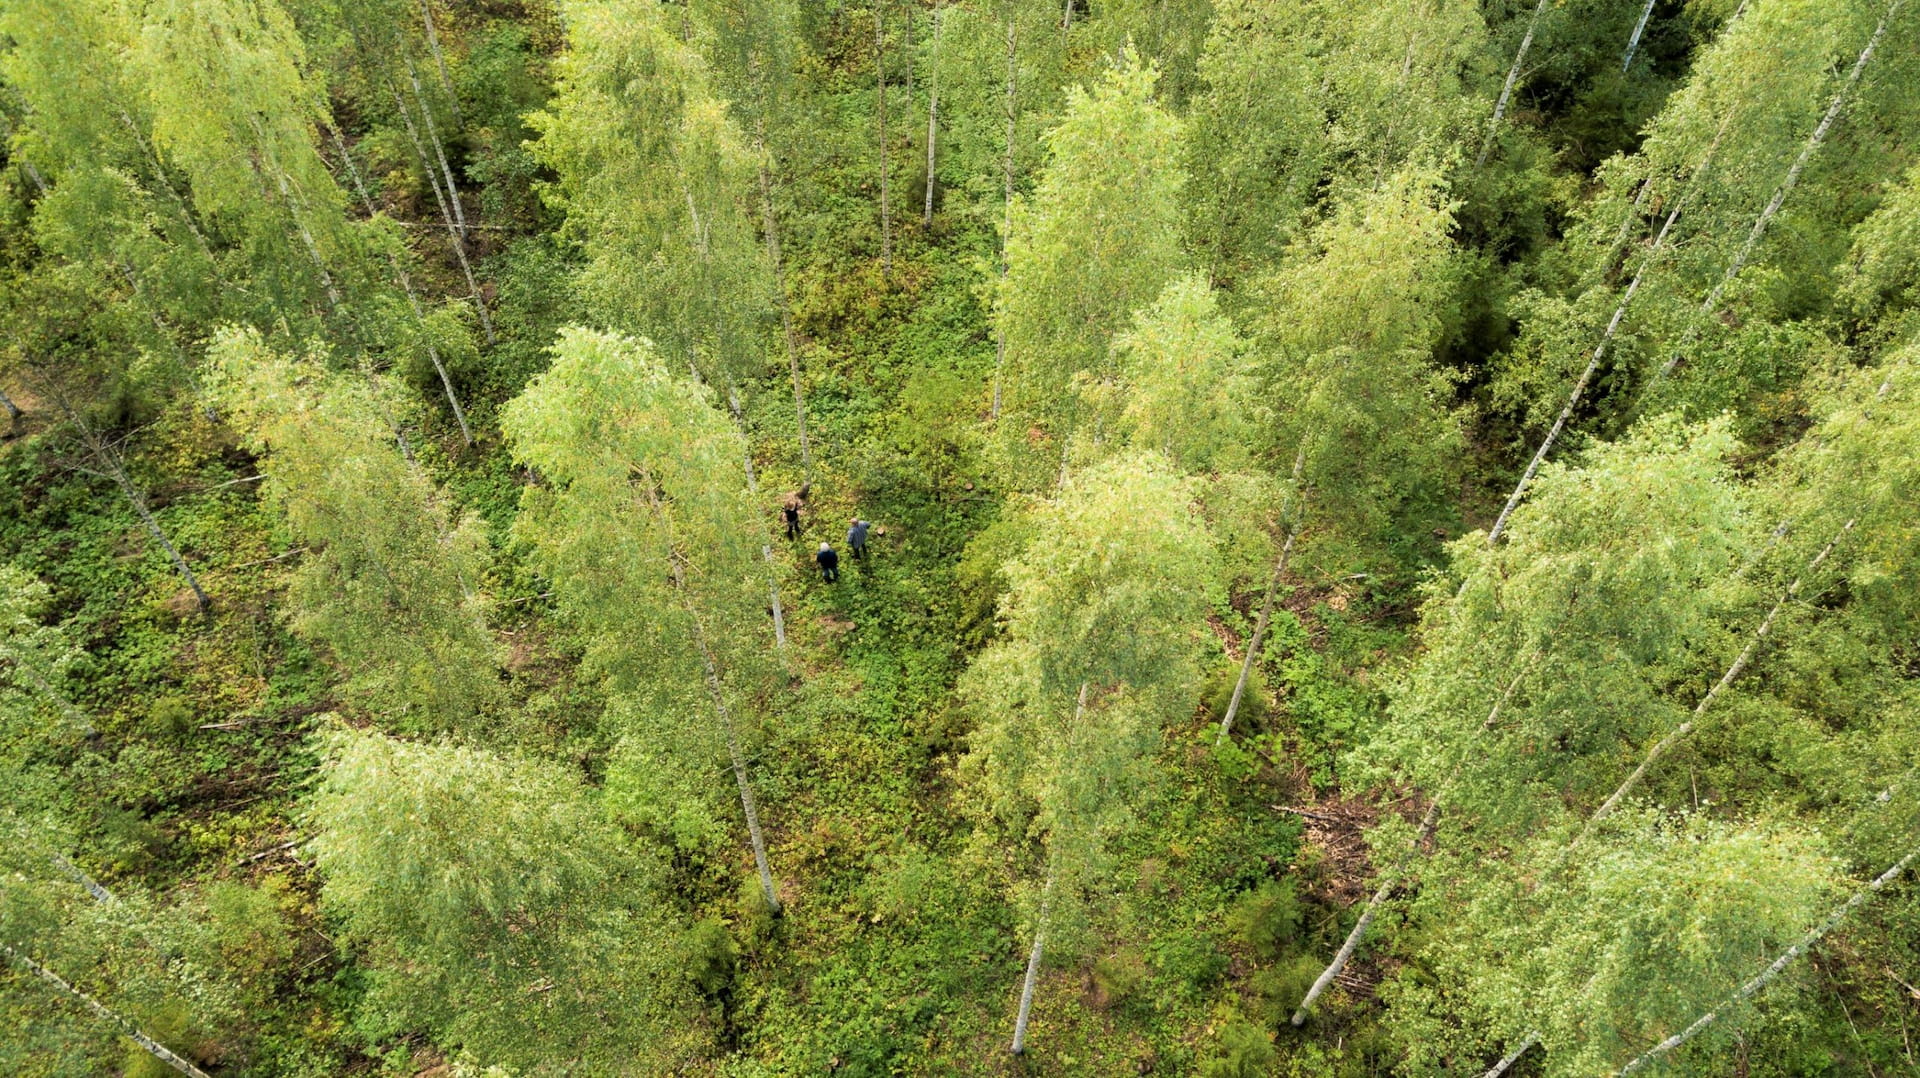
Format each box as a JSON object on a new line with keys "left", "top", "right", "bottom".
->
{"left": 2, "top": 943, "right": 211, "bottom": 1078}
{"left": 415, "top": 0, "right": 461, "bottom": 123}
{"left": 727, "top": 386, "right": 790, "bottom": 651}
{"left": 642, "top": 482, "right": 782, "bottom": 913}
{"left": 1575, "top": 519, "right": 1852, "bottom": 845}
{"left": 59, "top": 404, "right": 210, "bottom": 612}
{"left": 1291, "top": 665, "right": 1530, "bottom": 1024}
{"left": 4, "top": 646, "right": 97, "bottom": 736}
{"left": 324, "top": 120, "right": 475, "bottom": 448}
{"left": 1011, "top": 682, "right": 1087, "bottom": 1054}
{"left": 1650, "top": 0, "right": 1899, "bottom": 385}
{"left": 1485, "top": 185, "right": 1692, "bottom": 543}
{"left": 1218, "top": 443, "right": 1308, "bottom": 743}
{"left": 1009, "top": 865, "right": 1053, "bottom": 1055}
{"left": 1617, "top": 841, "right": 1920, "bottom": 1076}
{"left": 1621, "top": 0, "right": 1657, "bottom": 71}
{"left": 391, "top": 81, "right": 494, "bottom": 344}
{"left": 1475, "top": 0, "right": 1551, "bottom": 168}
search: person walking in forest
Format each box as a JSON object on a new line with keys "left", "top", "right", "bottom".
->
{"left": 782, "top": 499, "right": 801, "bottom": 539}
{"left": 847, "top": 517, "right": 871, "bottom": 559}
{"left": 816, "top": 541, "right": 839, "bottom": 582}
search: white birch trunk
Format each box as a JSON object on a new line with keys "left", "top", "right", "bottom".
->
{"left": 1292, "top": 665, "right": 1530, "bottom": 1024}
{"left": 1486, "top": 175, "right": 1693, "bottom": 544}
{"left": 727, "top": 386, "right": 789, "bottom": 651}
{"left": 2, "top": 943, "right": 211, "bottom": 1078}
{"left": 1483, "top": 1030, "right": 1541, "bottom": 1076}
{"left": 1292, "top": 799, "right": 1441, "bottom": 1025}
{"left": 1010, "top": 867, "right": 1053, "bottom": 1054}
{"left": 1475, "top": 0, "right": 1551, "bottom": 168}
{"left": 416, "top": 0, "right": 461, "bottom": 123}
{"left": 4, "top": 646, "right": 97, "bottom": 735}
{"left": 65, "top": 408, "right": 211, "bottom": 612}
{"left": 408, "top": 55, "right": 472, "bottom": 244}
{"left": 325, "top": 121, "right": 475, "bottom": 447}
{"left": 1576, "top": 520, "right": 1852, "bottom": 844}
{"left": 1219, "top": 444, "right": 1309, "bottom": 743}
{"left": 924, "top": 6, "right": 944, "bottom": 228}
{"left": 392, "top": 83, "right": 494, "bottom": 344}
{"left": 1617, "top": 842, "right": 1920, "bottom": 1076}
{"left": 1621, "top": 0, "right": 1657, "bottom": 71}
{"left": 1653, "top": 0, "right": 1900, "bottom": 383}
{"left": 641, "top": 482, "right": 781, "bottom": 913}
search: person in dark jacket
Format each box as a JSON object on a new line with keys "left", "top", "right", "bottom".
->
{"left": 782, "top": 501, "right": 801, "bottom": 540}
{"left": 816, "top": 542, "right": 839, "bottom": 582}
{"left": 847, "top": 517, "right": 871, "bottom": 559}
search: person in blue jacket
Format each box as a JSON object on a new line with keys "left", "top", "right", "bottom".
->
{"left": 847, "top": 517, "right": 871, "bottom": 560}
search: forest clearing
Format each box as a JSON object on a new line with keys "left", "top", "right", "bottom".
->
{"left": 2, "top": 0, "right": 1919, "bottom": 1074}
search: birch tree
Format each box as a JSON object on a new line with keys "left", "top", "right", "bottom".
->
{"left": 1294, "top": 418, "right": 1751, "bottom": 1024}
{"left": 502, "top": 327, "right": 784, "bottom": 912}
{"left": 139, "top": 0, "right": 373, "bottom": 327}
{"left": 209, "top": 329, "right": 500, "bottom": 729}
{"left": 307, "top": 727, "right": 704, "bottom": 1070}
{"left": 1216, "top": 164, "right": 1464, "bottom": 742}
{"left": 1185, "top": 0, "right": 1487, "bottom": 284}
{"left": 0, "top": 566, "right": 95, "bottom": 748}
{"left": 993, "top": 50, "right": 1185, "bottom": 490}
{"left": 960, "top": 452, "right": 1217, "bottom": 1053}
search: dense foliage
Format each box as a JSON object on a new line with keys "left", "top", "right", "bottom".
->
{"left": 2, "top": 0, "right": 1917, "bottom": 1074}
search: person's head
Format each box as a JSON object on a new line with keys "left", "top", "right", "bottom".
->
{"left": 850, "top": 516, "right": 858, "bottom": 525}
{"left": 819, "top": 542, "right": 831, "bottom": 553}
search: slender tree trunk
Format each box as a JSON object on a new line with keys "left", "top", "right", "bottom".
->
{"left": 408, "top": 56, "right": 474, "bottom": 248}
{"left": 1293, "top": 801, "right": 1441, "bottom": 1025}
{"left": 1652, "top": 0, "right": 1899, "bottom": 384}
{"left": 1061, "top": 0, "right": 1074, "bottom": 33}
{"left": 641, "top": 483, "right": 781, "bottom": 913}
{"left": 1486, "top": 191, "right": 1689, "bottom": 543}
{"left": 727, "top": 386, "right": 789, "bottom": 651}
{"left": 755, "top": 138, "right": 814, "bottom": 481}
{"left": 875, "top": 2, "right": 893, "bottom": 277}
{"left": 392, "top": 83, "right": 494, "bottom": 343}
{"left": 924, "top": 5, "right": 944, "bottom": 228}
{"left": 1, "top": 943, "right": 211, "bottom": 1078}
{"left": 52, "top": 398, "right": 210, "bottom": 612}
{"left": 1219, "top": 444, "right": 1309, "bottom": 743}
{"left": 1576, "top": 521, "right": 1852, "bottom": 844}
{"left": 415, "top": 0, "right": 461, "bottom": 123}
{"left": 1012, "top": 682, "right": 1088, "bottom": 1054}
{"left": 1621, "top": 0, "right": 1657, "bottom": 71}
{"left": 47, "top": 850, "right": 116, "bottom": 904}
{"left": 4, "top": 647, "right": 97, "bottom": 735}
{"left": 1617, "top": 842, "right": 1920, "bottom": 1076}
{"left": 1291, "top": 665, "right": 1529, "bottom": 1024}
{"left": 990, "top": 7, "right": 1017, "bottom": 420}
{"left": 1010, "top": 866, "right": 1053, "bottom": 1055}
{"left": 1483, "top": 1031, "right": 1540, "bottom": 1077}
{"left": 1475, "top": 0, "right": 1550, "bottom": 168}
{"left": 325, "top": 121, "right": 474, "bottom": 447}
{"left": 1217, "top": 534, "right": 1293, "bottom": 745}
{"left": 0, "top": 387, "right": 19, "bottom": 424}
{"left": 707, "top": 643, "right": 780, "bottom": 913}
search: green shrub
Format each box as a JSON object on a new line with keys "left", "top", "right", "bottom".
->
{"left": 1226, "top": 878, "right": 1305, "bottom": 960}
{"left": 1201, "top": 1017, "right": 1278, "bottom": 1078}
{"left": 1091, "top": 948, "right": 1148, "bottom": 1009}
